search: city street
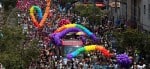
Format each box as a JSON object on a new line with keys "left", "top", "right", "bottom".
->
{"left": 0, "top": 0, "right": 150, "bottom": 69}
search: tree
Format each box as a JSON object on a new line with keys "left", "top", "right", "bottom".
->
{"left": 0, "top": 9, "right": 39, "bottom": 69}
{"left": 0, "top": 24, "right": 40, "bottom": 68}
{"left": 73, "top": 4, "right": 104, "bottom": 25}
{"left": 113, "top": 29, "right": 150, "bottom": 59}
{"left": 1, "top": 0, "right": 17, "bottom": 10}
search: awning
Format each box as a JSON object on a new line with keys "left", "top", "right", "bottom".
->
{"left": 96, "top": 3, "right": 105, "bottom": 8}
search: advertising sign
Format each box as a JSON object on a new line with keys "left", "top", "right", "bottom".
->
{"left": 62, "top": 40, "right": 83, "bottom": 46}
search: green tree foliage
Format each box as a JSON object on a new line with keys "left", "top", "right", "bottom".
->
{"left": 0, "top": 25, "right": 40, "bottom": 69}
{"left": 0, "top": 11, "right": 39, "bottom": 68}
{"left": 1, "top": 0, "right": 17, "bottom": 10}
{"left": 73, "top": 4, "right": 103, "bottom": 24}
{"left": 113, "top": 29, "right": 150, "bottom": 54}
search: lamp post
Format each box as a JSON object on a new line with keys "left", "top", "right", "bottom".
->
{"left": 93, "top": 0, "right": 96, "bottom": 29}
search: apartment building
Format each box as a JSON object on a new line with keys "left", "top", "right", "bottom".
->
{"left": 108, "top": 0, "right": 150, "bottom": 31}
{"left": 140, "top": 0, "right": 150, "bottom": 31}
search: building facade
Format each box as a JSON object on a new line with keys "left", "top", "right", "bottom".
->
{"left": 128, "top": 0, "right": 150, "bottom": 31}
{"left": 140, "top": 0, "right": 150, "bottom": 31}
{"left": 108, "top": 0, "right": 127, "bottom": 27}
{"left": 109, "top": 0, "right": 150, "bottom": 31}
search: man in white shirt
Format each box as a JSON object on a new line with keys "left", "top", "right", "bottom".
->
{"left": 137, "top": 63, "right": 146, "bottom": 69}
{"left": 131, "top": 62, "right": 146, "bottom": 69}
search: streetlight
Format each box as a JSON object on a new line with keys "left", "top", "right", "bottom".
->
{"left": 93, "top": 0, "right": 96, "bottom": 29}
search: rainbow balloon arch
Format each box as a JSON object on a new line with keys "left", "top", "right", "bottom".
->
{"left": 67, "top": 45, "right": 112, "bottom": 59}
{"left": 50, "top": 24, "right": 98, "bottom": 46}
{"left": 16, "top": 0, "right": 132, "bottom": 68}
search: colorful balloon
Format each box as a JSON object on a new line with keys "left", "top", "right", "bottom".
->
{"left": 54, "top": 24, "right": 93, "bottom": 36}
{"left": 51, "top": 28, "right": 81, "bottom": 46}
{"left": 51, "top": 27, "right": 98, "bottom": 46}
{"left": 30, "top": 6, "right": 43, "bottom": 21}
{"left": 54, "top": 24, "right": 98, "bottom": 42}
{"left": 116, "top": 54, "right": 132, "bottom": 68}
{"left": 67, "top": 45, "right": 112, "bottom": 59}
{"left": 29, "top": 0, "right": 51, "bottom": 29}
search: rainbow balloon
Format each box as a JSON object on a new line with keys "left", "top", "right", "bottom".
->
{"left": 51, "top": 28, "right": 92, "bottom": 46}
{"left": 29, "top": 0, "right": 51, "bottom": 29}
{"left": 67, "top": 45, "right": 112, "bottom": 59}
{"left": 30, "top": 6, "right": 43, "bottom": 21}
{"left": 54, "top": 24, "right": 92, "bottom": 35}
{"left": 54, "top": 24, "right": 98, "bottom": 40}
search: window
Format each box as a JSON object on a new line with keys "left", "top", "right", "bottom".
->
{"left": 148, "top": 4, "right": 150, "bottom": 19}
{"left": 144, "top": 5, "right": 146, "bottom": 14}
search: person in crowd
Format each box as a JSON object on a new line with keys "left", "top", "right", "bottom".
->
{"left": 137, "top": 61, "right": 146, "bottom": 69}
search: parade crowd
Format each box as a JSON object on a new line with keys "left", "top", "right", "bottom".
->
{"left": 15, "top": 1, "right": 148, "bottom": 69}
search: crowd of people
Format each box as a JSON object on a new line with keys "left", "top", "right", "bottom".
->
{"left": 15, "top": 0, "right": 148, "bottom": 69}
